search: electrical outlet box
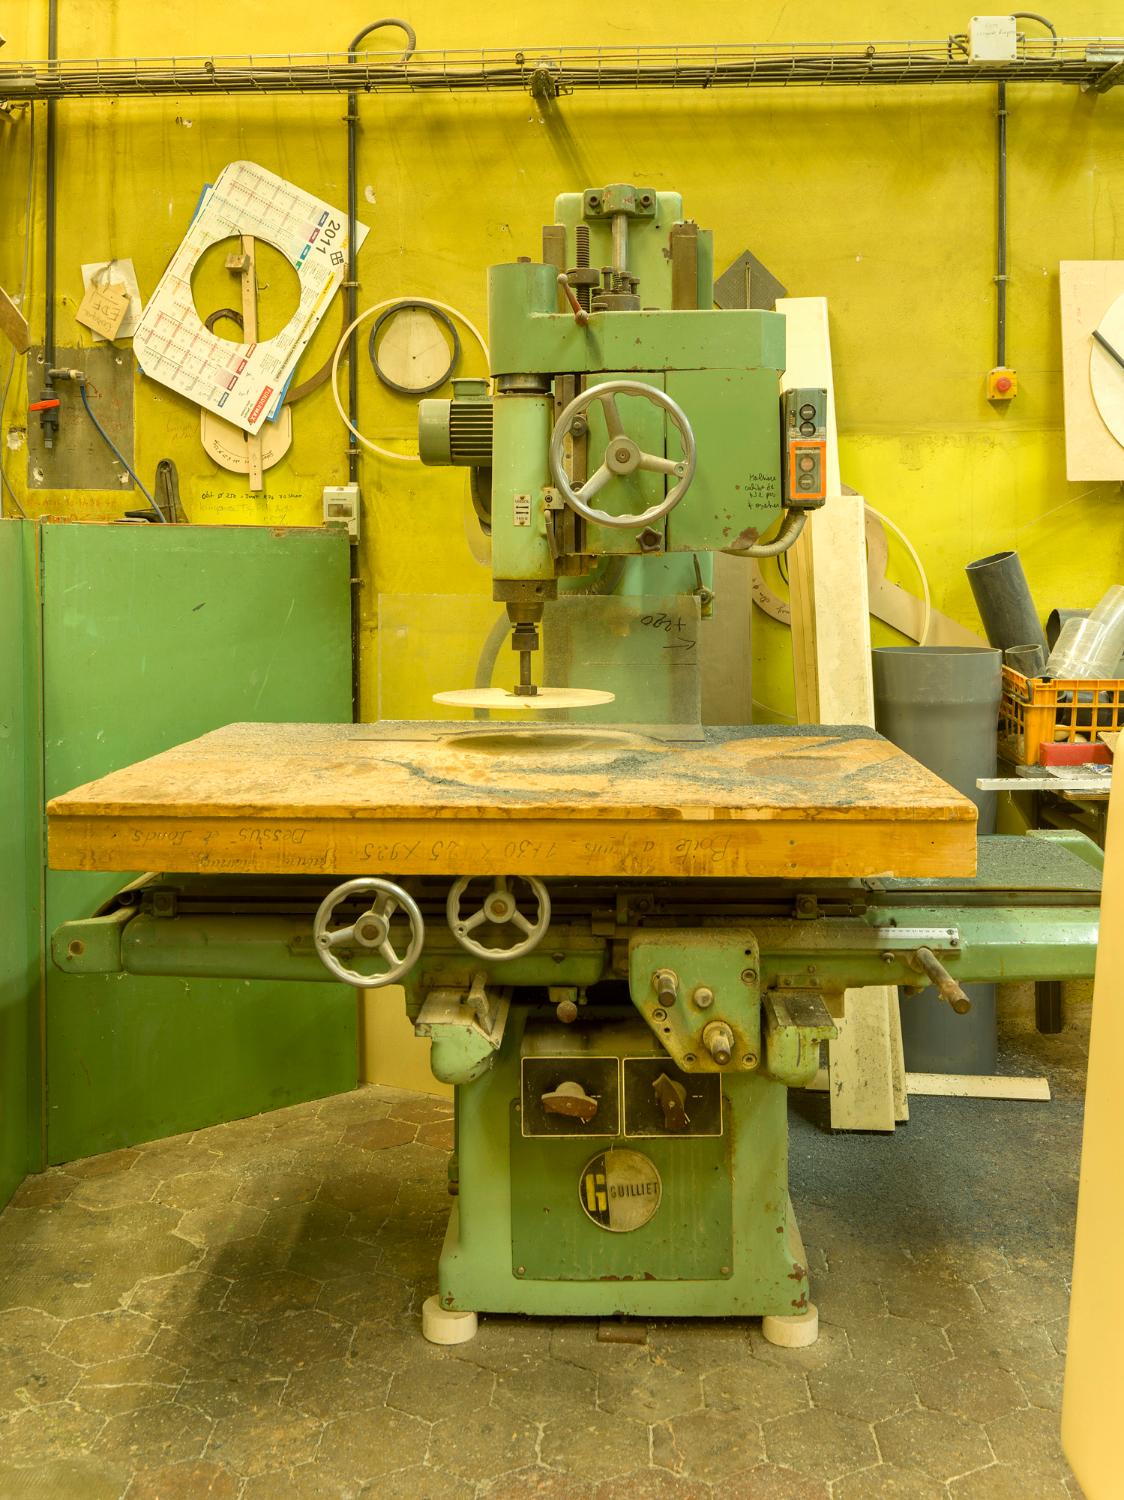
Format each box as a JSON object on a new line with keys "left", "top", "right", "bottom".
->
{"left": 987, "top": 366, "right": 1018, "bottom": 400}
{"left": 323, "top": 483, "right": 361, "bottom": 542}
{"left": 968, "top": 16, "right": 1018, "bottom": 61}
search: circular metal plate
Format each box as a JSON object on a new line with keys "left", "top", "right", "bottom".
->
{"left": 432, "top": 687, "right": 616, "bottom": 711}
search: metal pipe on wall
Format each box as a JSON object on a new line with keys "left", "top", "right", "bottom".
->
{"left": 345, "top": 18, "right": 416, "bottom": 491}
{"left": 344, "top": 20, "right": 416, "bottom": 719}
{"left": 39, "top": 0, "right": 59, "bottom": 448}
{"left": 995, "top": 81, "right": 1008, "bottom": 369}
{"left": 3, "top": 38, "right": 1121, "bottom": 100}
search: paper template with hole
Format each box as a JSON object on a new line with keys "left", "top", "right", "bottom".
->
{"left": 133, "top": 160, "right": 369, "bottom": 435}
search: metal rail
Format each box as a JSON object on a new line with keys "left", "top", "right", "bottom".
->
{"left": 3, "top": 39, "right": 1124, "bottom": 101}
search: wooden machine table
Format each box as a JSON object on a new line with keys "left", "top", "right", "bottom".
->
{"left": 46, "top": 721, "right": 976, "bottom": 882}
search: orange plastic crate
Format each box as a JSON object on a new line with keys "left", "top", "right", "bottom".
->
{"left": 998, "top": 666, "right": 1124, "bottom": 766}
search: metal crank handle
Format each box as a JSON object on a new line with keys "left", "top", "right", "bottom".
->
{"left": 909, "top": 946, "right": 972, "bottom": 1014}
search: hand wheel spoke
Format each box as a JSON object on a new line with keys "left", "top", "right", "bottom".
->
{"left": 637, "top": 451, "right": 681, "bottom": 476}
{"left": 462, "top": 909, "right": 487, "bottom": 933}
{"left": 578, "top": 464, "right": 612, "bottom": 500}
{"left": 596, "top": 391, "right": 625, "bottom": 438}
{"left": 511, "top": 911, "right": 533, "bottom": 935}
{"left": 372, "top": 894, "right": 396, "bottom": 919}
{"left": 324, "top": 924, "right": 357, "bottom": 950}
{"left": 494, "top": 875, "right": 509, "bottom": 894}
{"left": 378, "top": 939, "right": 401, "bottom": 967}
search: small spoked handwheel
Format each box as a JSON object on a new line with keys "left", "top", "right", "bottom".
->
{"left": 446, "top": 875, "right": 551, "bottom": 961}
{"left": 549, "top": 379, "right": 697, "bottom": 531}
{"left": 313, "top": 877, "right": 425, "bottom": 989}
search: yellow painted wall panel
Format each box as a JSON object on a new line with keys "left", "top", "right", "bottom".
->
{"left": 5, "top": 5, "right": 1122, "bottom": 725}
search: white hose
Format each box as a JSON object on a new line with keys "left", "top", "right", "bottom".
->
{"left": 330, "top": 298, "right": 490, "bottom": 463}
{"left": 865, "top": 502, "right": 932, "bottom": 647}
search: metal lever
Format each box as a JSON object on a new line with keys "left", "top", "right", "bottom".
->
{"left": 556, "top": 273, "right": 590, "bottom": 326}
{"left": 652, "top": 1073, "right": 690, "bottom": 1131}
{"left": 542, "top": 1081, "right": 599, "bottom": 1124}
{"left": 909, "top": 946, "right": 972, "bottom": 1014}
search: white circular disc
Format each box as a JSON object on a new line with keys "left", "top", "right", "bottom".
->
{"left": 433, "top": 687, "right": 615, "bottom": 711}
{"left": 1090, "top": 292, "right": 1124, "bottom": 449}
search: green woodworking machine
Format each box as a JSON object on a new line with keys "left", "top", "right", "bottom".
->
{"left": 49, "top": 186, "right": 1101, "bottom": 1349}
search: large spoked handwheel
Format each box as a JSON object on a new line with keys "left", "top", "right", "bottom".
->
{"left": 549, "top": 379, "right": 697, "bottom": 530}
{"left": 446, "top": 875, "right": 551, "bottom": 961}
{"left": 313, "top": 877, "right": 425, "bottom": 989}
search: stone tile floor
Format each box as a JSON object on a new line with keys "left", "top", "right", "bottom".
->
{"left": 0, "top": 1014, "right": 1086, "bottom": 1499}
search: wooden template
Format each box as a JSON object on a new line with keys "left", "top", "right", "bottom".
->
{"left": 1059, "top": 260, "right": 1124, "bottom": 482}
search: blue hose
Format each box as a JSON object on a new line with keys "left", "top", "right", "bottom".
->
{"left": 78, "top": 383, "right": 166, "bottom": 522}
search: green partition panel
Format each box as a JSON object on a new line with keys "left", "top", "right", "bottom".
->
{"left": 0, "top": 521, "right": 43, "bottom": 1199}
{"left": 39, "top": 522, "right": 355, "bottom": 1164}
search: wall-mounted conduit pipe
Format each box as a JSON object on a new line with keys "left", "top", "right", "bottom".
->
{"left": 344, "top": 19, "right": 416, "bottom": 718}
{"left": 345, "top": 19, "right": 416, "bottom": 492}
{"left": 38, "top": 0, "right": 59, "bottom": 448}
{"left": 995, "top": 80, "right": 1008, "bottom": 370}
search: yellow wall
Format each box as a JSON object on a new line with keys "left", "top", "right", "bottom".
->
{"left": 1, "top": 4, "right": 1122, "bottom": 1072}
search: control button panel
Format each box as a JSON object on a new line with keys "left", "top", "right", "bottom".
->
{"left": 782, "top": 386, "right": 828, "bottom": 508}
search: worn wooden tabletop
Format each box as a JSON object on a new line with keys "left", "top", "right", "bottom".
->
{"left": 47, "top": 721, "right": 976, "bottom": 880}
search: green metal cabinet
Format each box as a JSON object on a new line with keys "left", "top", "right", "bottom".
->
{"left": 0, "top": 523, "right": 42, "bottom": 1206}
{"left": 0, "top": 518, "right": 355, "bottom": 1192}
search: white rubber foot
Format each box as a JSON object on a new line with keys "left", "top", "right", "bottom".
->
{"left": 422, "top": 1294, "right": 478, "bottom": 1346}
{"left": 762, "top": 1303, "right": 819, "bottom": 1349}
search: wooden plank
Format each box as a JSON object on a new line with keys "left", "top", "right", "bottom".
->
{"left": 978, "top": 775, "right": 1112, "bottom": 793}
{"left": 905, "top": 1071, "right": 1050, "bottom": 1102}
{"left": 240, "top": 235, "right": 264, "bottom": 493}
{"left": 810, "top": 1070, "right": 1051, "bottom": 1102}
{"left": 826, "top": 992, "right": 898, "bottom": 1132}
{"left": 46, "top": 722, "right": 977, "bottom": 879}
{"left": 776, "top": 298, "right": 899, "bottom": 1130}
{"left": 889, "top": 991, "right": 910, "bottom": 1123}
{"left": 1059, "top": 260, "right": 1124, "bottom": 482}
{"left": 778, "top": 298, "right": 874, "bottom": 726}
